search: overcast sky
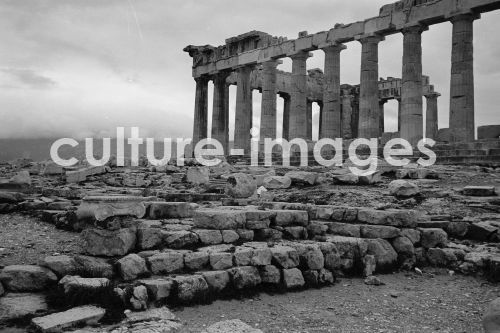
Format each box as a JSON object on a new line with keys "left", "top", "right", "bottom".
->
{"left": 1, "top": 0, "right": 499, "bottom": 140}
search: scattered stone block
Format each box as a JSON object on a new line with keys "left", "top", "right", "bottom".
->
{"left": 186, "top": 167, "right": 210, "bottom": 185}
{"left": 40, "top": 255, "right": 78, "bottom": 278}
{"left": 0, "top": 265, "right": 57, "bottom": 292}
{"left": 282, "top": 268, "right": 305, "bottom": 289}
{"left": 229, "top": 266, "right": 261, "bottom": 289}
{"left": 147, "top": 252, "right": 184, "bottom": 274}
{"left": 31, "top": 305, "right": 105, "bottom": 332}
{"left": 73, "top": 255, "right": 114, "bottom": 279}
{"left": 467, "top": 222, "right": 498, "bottom": 241}
{"left": 363, "top": 255, "right": 376, "bottom": 277}
{"left": 389, "top": 180, "right": 420, "bottom": 198}
{"left": 285, "top": 171, "right": 317, "bottom": 186}
{"left": 420, "top": 228, "right": 448, "bottom": 248}
{"left": 446, "top": 222, "right": 469, "bottom": 238}
{"left": 58, "top": 276, "right": 109, "bottom": 295}
{"left": 263, "top": 176, "right": 292, "bottom": 189}
{"left": 130, "top": 285, "right": 148, "bottom": 310}
{"left": 81, "top": 228, "right": 136, "bottom": 257}
{"left": 427, "top": 248, "right": 461, "bottom": 267}
{"left": 225, "top": 173, "right": 257, "bottom": 198}
{"left": 463, "top": 186, "right": 496, "bottom": 197}
{"left": 116, "top": 254, "right": 148, "bottom": 281}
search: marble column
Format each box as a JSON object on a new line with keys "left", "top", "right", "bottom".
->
{"left": 192, "top": 77, "right": 209, "bottom": 152}
{"left": 260, "top": 60, "right": 279, "bottom": 145}
{"left": 321, "top": 44, "right": 346, "bottom": 139}
{"left": 379, "top": 100, "right": 387, "bottom": 135}
{"left": 401, "top": 25, "right": 426, "bottom": 146}
{"left": 397, "top": 98, "right": 402, "bottom": 133}
{"left": 449, "top": 13, "right": 478, "bottom": 142}
{"left": 211, "top": 71, "right": 231, "bottom": 154}
{"left": 318, "top": 102, "right": 324, "bottom": 139}
{"left": 281, "top": 93, "right": 291, "bottom": 140}
{"left": 425, "top": 92, "right": 440, "bottom": 140}
{"left": 289, "top": 51, "right": 311, "bottom": 140}
{"left": 358, "top": 35, "right": 384, "bottom": 139}
{"left": 234, "top": 66, "right": 253, "bottom": 154}
{"left": 341, "top": 94, "right": 354, "bottom": 139}
{"left": 306, "top": 100, "right": 313, "bottom": 140}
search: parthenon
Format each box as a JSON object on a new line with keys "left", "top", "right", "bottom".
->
{"left": 185, "top": 0, "right": 500, "bottom": 155}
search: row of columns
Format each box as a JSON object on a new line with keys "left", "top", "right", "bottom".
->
{"left": 192, "top": 13, "right": 476, "bottom": 153}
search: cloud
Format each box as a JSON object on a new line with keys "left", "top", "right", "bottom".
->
{"left": 0, "top": 0, "right": 499, "bottom": 140}
{"left": 0, "top": 68, "right": 56, "bottom": 89}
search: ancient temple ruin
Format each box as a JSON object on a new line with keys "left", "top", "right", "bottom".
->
{"left": 185, "top": 0, "right": 500, "bottom": 155}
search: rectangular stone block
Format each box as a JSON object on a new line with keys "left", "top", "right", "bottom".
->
{"left": 193, "top": 209, "right": 246, "bottom": 230}
{"left": 148, "top": 202, "right": 196, "bottom": 219}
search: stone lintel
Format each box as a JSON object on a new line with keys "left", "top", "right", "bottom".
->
{"left": 287, "top": 51, "right": 313, "bottom": 59}
{"left": 446, "top": 11, "right": 481, "bottom": 22}
{"left": 355, "top": 34, "right": 385, "bottom": 43}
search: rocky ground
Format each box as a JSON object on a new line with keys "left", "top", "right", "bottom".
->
{"left": 0, "top": 214, "right": 82, "bottom": 266}
{"left": 2, "top": 158, "right": 500, "bottom": 332}
{"left": 175, "top": 269, "right": 495, "bottom": 333}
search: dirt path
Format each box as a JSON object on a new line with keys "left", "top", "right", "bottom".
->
{"left": 0, "top": 214, "right": 82, "bottom": 266}
{"left": 175, "top": 270, "right": 497, "bottom": 333}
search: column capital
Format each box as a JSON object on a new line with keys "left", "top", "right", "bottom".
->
{"left": 449, "top": 12, "right": 481, "bottom": 23}
{"left": 212, "top": 70, "right": 231, "bottom": 81}
{"left": 234, "top": 65, "right": 255, "bottom": 73}
{"left": 355, "top": 34, "right": 385, "bottom": 44}
{"left": 321, "top": 43, "right": 347, "bottom": 54}
{"left": 402, "top": 24, "right": 428, "bottom": 35}
{"left": 425, "top": 92, "right": 441, "bottom": 99}
{"left": 287, "top": 50, "right": 312, "bottom": 60}
{"left": 194, "top": 76, "right": 210, "bottom": 84}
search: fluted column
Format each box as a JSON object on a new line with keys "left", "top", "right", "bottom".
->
{"left": 449, "top": 13, "right": 478, "bottom": 142}
{"left": 281, "top": 93, "right": 291, "bottom": 140}
{"left": 211, "top": 71, "right": 231, "bottom": 154}
{"left": 321, "top": 44, "right": 346, "bottom": 139}
{"left": 192, "top": 77, "right": 209, "bottom": 151}
{"left": 260, "top": 60, "right": 279, "bottom": 145}
{"left": 379, "top": 100, "right": 387, "bottom": 134}
{"left": 341, "top": 94, "right": 354, "bottom": 139}
{"left": 425, "top": 92, "right": 440, "bottom": 140}
{"left": 397, "top": 98, "right": 402, "bottom": 133}
{"left": 401, "top": 25, "right": 427, "bottom": 145}
{"left": 234, "top": 66, "right": 253, "bottom": 154}
{"left": 306, "top": 100, "right": 313, "bottom": 140}
{"left": 358, "top": 35, "right": 384, "bottom": 139}
{"left": 289, "top": 51, "right": 311, "bottom": 140}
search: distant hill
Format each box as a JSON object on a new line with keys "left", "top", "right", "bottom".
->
{"left": 0, "top": 138, "right": 184, "bottom": 163}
